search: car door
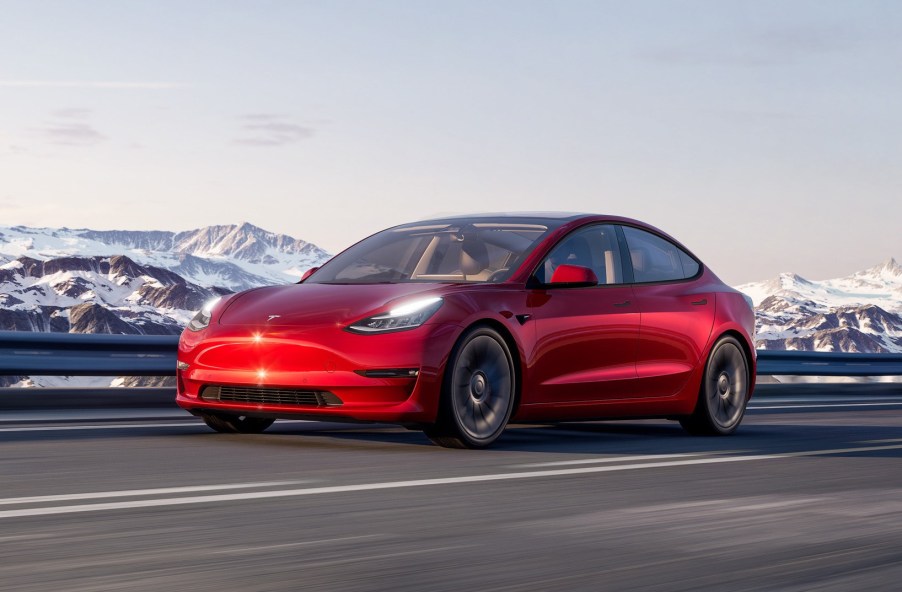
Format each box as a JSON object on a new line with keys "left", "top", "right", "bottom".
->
{"left": 526, "top": 224, "right": 641, "bottom": 403}
{"left": 619, "top": 225, "right": 715, "bottom": 397}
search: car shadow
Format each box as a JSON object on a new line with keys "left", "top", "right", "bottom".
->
{"left": 262, "top": 415, "right": 902, "bottom": 459}
{"left": 3, "top": 413, "right": 902, "bottom": 461}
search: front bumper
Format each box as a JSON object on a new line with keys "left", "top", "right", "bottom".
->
{"left": 175, "top": 322, "right": 460, "bottom": 424}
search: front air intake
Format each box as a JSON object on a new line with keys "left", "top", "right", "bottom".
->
{"left": 200, "top": 385, "right": 343, "bottom": 407}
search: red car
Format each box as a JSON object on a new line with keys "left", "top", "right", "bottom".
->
{"left": 177, "top": 213, "right": 756, "bottom": 448}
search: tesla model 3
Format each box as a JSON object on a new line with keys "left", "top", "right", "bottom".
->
{"left": 176, "top": 213, "right": 756, "bottom": 448}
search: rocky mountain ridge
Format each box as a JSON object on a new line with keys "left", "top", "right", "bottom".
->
{"left": 737, "top": 258, "right": 902, "bottom": 353}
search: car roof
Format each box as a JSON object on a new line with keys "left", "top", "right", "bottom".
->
{"left": 409, "top": 211, "right": 590, "bottom": 223}
{"left": 399, "top": 212, "right": 654, "bottom": 231}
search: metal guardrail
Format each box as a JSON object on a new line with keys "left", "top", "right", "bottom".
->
{"left": 1, "top": 331, "right": 901, "bottom": 377}
{"left": 756, "top": 350, "right": 902, "bottom": 376}
{"left": 0, "top": 332, "right": 179, "bottom": 376}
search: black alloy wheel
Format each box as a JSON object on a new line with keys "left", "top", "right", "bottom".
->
{"left": 425, "top": 326, "right": 516, "bottom": 449}
{"left": 680, "top": 335, "right": 750, "bottom": 436}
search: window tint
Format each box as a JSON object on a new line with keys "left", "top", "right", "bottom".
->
{"left": 621, "top": 226, "right": 699, "bottom": 283}
{"left": 534, "top": 224, "right": 624, "bottom": 285}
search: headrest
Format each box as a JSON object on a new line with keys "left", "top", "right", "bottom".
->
{"left": 460, "top": 239, "right": 489, "bottom": 275}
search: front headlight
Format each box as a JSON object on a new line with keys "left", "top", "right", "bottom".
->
{"left": 347, "top": 296, "right": 443, "bottom": 334}
{"left": 186, "top": 296, "right": 222, "bottom": 332}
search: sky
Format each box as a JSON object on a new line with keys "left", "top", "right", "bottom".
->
{"left": 0, "top": 0, "right": 899, "bottom": 284}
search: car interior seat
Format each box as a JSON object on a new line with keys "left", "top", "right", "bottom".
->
{"left": 460, "top": 237, "right": 490, "bottom": 280}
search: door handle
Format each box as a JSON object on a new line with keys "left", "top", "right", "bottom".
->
{"left": 691, "top": 298, "right": 708, "bottom": 306}
{"left": 613, "top": 300, "right": 631, "bottom": 307}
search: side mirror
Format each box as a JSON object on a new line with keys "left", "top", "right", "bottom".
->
{"left": 548, "top": 264, "right": 598, "bottom": 287}
{"left": 298, "top": 267, "right": 319, "bottom": 283}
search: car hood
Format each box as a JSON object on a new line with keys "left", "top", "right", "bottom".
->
{"left": 217, "top": 283, "right": 448, "bottom": 328}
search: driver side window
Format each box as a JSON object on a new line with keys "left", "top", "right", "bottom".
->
{"left": 534, "top": 225, "right": 624, "bottom": 285}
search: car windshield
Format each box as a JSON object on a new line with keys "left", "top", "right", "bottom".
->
{"left": 307, "top": 217, "right": 560, "bottom": 284}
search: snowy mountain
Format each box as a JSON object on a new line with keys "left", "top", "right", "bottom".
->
{"left": 736, "top": 258, "right": 902, "bottom": 353}
{"left": 0, "top": 223, "right": 331, "bottom": 386}
{"left": 0, "top": 254, "right": 227, "bottom": 335}
{"left": 0, "top": 222, "right": 329, "bottom": 292}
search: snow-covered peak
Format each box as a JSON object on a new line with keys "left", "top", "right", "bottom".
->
{"left": 738, "top": 259, "right": 902, "bottom": 313}
{"left": 738, "top": 272, "right": 815, "bottom": 307}
{"left": 849, "top": 257, "right": 902, "bottom": 283}
{"left": 0, "top": 223, "right": 331, "bottom": 291}
{"left": 170, "top": 222, "right": 320, "bottom": 261}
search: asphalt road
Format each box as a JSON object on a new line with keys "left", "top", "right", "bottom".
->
{"left": 2, "top": 395, "right": 902, "bottom": 591}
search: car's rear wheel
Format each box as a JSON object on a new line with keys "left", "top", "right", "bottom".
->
{"left": 200, "top": 412, "right": 275, "bottom": 434}
{"left": 680, "top": 335, "right": 749, "bottom": 436}
{"left": 425, "top": 326, "right": 516, "bottom": 449}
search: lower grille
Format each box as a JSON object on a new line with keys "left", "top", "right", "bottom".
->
{"left": 201, "top": 385, "right": 343, "bottom": 407}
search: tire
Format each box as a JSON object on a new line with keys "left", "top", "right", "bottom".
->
{"left": 424, "top": 326, "right": 516, "bottom": 449}
{"left": 200, "top": 412, "right": 275, "bottom": 434}
{"left": 680, "top": 336, "right": 750, "bottom": 436}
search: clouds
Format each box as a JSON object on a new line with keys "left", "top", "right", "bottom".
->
{"left": 638, "top": 25, "right": 869, "bottom": 68}
{"left": 34, "top": 109, "right": 106, "bottom": 146}
{"left": 20, "top": 109, "right": 315, "bottom": 149}
{"left": 52, "top": 108, "right": 94, "bottom": 119}
{"left": 38, "top": 123, "right": 106, "bottom": 146}
{"left": 0, "top": 80, "right": 181, "bottom": 89}
{"left": 233, "top": 114, "right": 314, "bottom": 146}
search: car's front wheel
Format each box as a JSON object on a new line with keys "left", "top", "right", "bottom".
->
{"left": 680, "top": 335, "right": 750, "bottom": 436}
{"left": 200, "top": 412, "right": 275, "bottom": 434}
{"left": 425, "top": 326, "right": 516, "bottom": 449}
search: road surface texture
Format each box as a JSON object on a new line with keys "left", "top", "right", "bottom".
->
{"left": 2, "top": 392, "right": 902, "bottom": 591}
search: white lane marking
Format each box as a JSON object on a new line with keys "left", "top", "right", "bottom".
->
{"left": 2, "top": 442, "right": 902, "bottom": 520}
{"left": 211, "top": 535, "right": 383, "bottom": 555}
{"left": 0, "top": 533, "right": 55, "bottom": 543}
{"left": 0, "top": 419, "right": 312, "bottom": 433}
{"left": 0, "top": 481, "right": 315, "bottom": 506}
{"left": 859, "top": 438, "right": 902, "bottom": 444}
{"left": 510, "top": 452, "right": 713, "bottom": 468}
{"left": 0, "top": 422, "right": 201, "bottom": 432}
{"left": 749, "top": 402, "right": 902, "bottom": 410}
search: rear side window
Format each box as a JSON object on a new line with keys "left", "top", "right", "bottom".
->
{"left": 621, "top": 226, "right": 700, "bottom": 283}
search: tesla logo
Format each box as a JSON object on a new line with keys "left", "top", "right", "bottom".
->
{"left": 266, "top": 315, "right": 281, "bottom": 322}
